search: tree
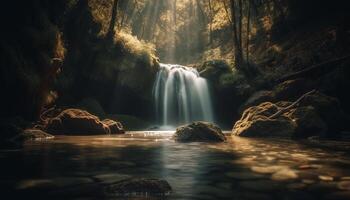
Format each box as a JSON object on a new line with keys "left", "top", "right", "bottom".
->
{"left": 230, "top": 0, "right": 243, "bottom": 69}
{"left": 246, "top": 0, "right": 251, "bottom": 62}
{"left": 107, "top": 0, "right": 119, "bottom": 40}
{"left": 208, "top": 0, "right": 213, "bottom": 45}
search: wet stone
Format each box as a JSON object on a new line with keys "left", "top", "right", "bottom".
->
{"left": 16, "top": 177, "right": 93, "bottom": 190}
{"left": 251, "top": 165, "right": 288, "bottom": 174}
{"left": 104, "top": 178, "right": 172, "bottom": 197}
{"left": 319, "top": 175, "right": 334, "bottom": 181}
{"left": 299, "top": 164, "right": 322, "bottom": 170}
{"left": 271, "top": 169, "right": 298, "bottom": 181}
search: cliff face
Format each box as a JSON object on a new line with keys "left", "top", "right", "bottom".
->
{"left": 0, "top": 0, "right": 160, "bottom": 140}
{"left": 0, "top": 0, "right": 69, "bottom": 121}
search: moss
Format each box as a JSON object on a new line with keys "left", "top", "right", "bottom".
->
{"left": 219, "top": 69, "right": 247, "bottom": 88}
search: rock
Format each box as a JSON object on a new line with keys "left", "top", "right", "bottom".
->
{"left": 233, "top": 102, "right": 296, "bottom": 137}
{"left": 104, "top": 178, "right": 171, "bottom": 197}
{"left": 233, "top": 91, "right": 343, "bottom": 138}
{"left": 271, "top": 169, "right": 298, "bottom": 181}
{"left": 174, "top": 122, "right": 226, "bottom": 142}
{"left": 274, "top": 79, "right": 314, "bottom": 101}
{"left": 239, "top": 90, "right": 275, "bottom": 113}
{"left": 76, "top": 98, "right": 106, "bottom": 118}
{"left": 45, "top": 109, "right": 124, "bottom": 135}
{"left": 286, "top": 106, "right": 327, "bottom": 138}
{"left": 198, "top": 60, "right": 231, "bottom": 81}
{"left": 17, "top": 129, "right": 54, "bottom": 141}
{"left": 107, "top": 114, "right": 150, "bottom": 131}
{"left": 299, "top": 91, "right": 349, "bottom": 135}
{"left": 102, "top": 119, "right": 125, "bottom": 134}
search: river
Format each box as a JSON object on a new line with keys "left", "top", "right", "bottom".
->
{"left": 1, "top": 132, "right": 350, "bottom": 199}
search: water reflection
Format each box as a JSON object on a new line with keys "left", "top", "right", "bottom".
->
{"left": 0, "top": 132, "right": 350, "bottom": 199}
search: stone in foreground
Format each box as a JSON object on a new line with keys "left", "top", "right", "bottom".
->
{"left": 19, "top": 129, "right": 54, "bottom": 141}
{"left": 174, "top": 121, "right": 226, "bottom": 142}
{"left": 104, "top": 178, "right": 172, "bottom": 197}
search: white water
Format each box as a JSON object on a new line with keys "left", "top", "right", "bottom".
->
{"left": 153, "top": 64, "right": 214, "bottom": 126}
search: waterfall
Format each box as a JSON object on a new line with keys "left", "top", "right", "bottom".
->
{"left": 153, "top": 63, "right": 214, "bottom": 127}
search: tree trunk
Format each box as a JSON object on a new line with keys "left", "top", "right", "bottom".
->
{"left": 238, "top": 0, "right": 243, "bottom": 51}
{"left": 246, "top": 0, "right": 251, "bottom": 62}
{"left": 208, "top": 0, "right": 213, "bottom": 45}
{"left": 222, "top": 0, "right": 232, "bottom": 24}
{"left": 230, "top": 0, "right": 243, "bottom": 69}
{"left": 107, "top": 0, "right": 119, "bottom": 40}
{"left": 173, "top": 0, "right": 177, "bottom": 26}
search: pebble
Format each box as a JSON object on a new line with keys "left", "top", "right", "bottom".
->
{"left": 251, "top": 165, "right": 288, "bottom": 174}
{"left": 271, "top": 169, "right": 298, "bottom": 181}
{"left": 319, "top": 175, "right": 334, "bottom": 181}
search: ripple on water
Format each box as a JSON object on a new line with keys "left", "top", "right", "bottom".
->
{"left": 3, "top": 132, "right": 350, "bottom": 200}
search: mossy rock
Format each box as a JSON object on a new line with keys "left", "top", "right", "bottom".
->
{"left": 174, "top": 122, "right": 226, "bottom": 142}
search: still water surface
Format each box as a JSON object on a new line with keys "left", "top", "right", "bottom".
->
{"left": 1, "top": 131, "right": 350, "bottom": 199}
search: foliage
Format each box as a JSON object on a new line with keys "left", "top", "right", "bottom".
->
{"left": 115, "top": 31, "right": 157, "bottom": 67}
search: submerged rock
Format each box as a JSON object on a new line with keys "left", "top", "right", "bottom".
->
{"left": 174, "top": 121, "right": 226, "bottom": 142}
{"left": 45, "top": 109, "right": 124, "bottom": 135}
{"left": 104, "top": 178, "right": 171, "bottom": 197}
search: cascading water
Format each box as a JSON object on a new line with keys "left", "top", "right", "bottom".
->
{"left": 153, "top": 63, "right": 214, "bottom": 127}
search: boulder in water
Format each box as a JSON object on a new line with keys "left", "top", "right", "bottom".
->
{"left": 45, "top": 109, "right": 124, "bottom": 135}
{"left": 233, "top": 92, "right": 340, "bottom": 138}
{"left": 233, "top": 102, "right": 296, "bottom": 137}
{"left": 174, "top": 122, "right": 226, "bottom": 142}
